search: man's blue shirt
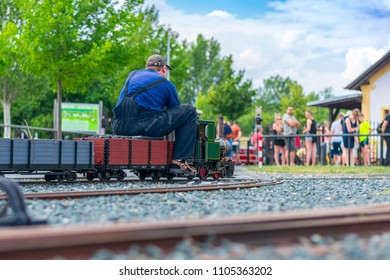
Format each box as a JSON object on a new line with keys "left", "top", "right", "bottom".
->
{"left": 115, "top": 69, "right": 180, "bottom": 111}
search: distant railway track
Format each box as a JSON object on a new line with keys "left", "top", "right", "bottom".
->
{"left": 281, "top": 176, "right": 390, "bottom": 180}
{"left": 0, "top": 179, "right": 282, "bottom": 200}
{"left": 2, "top": 202, "right": 390, "bottom": 259}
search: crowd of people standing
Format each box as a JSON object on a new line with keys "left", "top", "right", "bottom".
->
{"left": 235, "top": 106, "right": 390, "bottom": 167}
{"left": 266, "top": 107, "right": 384, "bottom": 167}
{"left": 218, "top": 107, "right": 390, "bottom": 167}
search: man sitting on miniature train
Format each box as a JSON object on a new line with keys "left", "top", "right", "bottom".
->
{"left": 112, "top": 54, "right": 197, "bottom": 176}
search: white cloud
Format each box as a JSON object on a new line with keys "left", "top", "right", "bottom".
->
{"left": 206, "top": 10, "right": 233, "bottom": 19}
{"left": 143, "top": 0, "right": 390, "bottom": 95}
{"left": 342, "top": 47, "right": 389, "bottom": 81}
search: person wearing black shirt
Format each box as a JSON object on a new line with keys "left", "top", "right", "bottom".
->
{"left": 381, "top": 113, "right": 390, "bottom": 166}
{"left": 302, "top": 110, "right": 317, "bottom": 166}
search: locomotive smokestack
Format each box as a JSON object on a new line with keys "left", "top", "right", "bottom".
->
{"left": 218, "top": 114, "right": 224, "bottom": 139}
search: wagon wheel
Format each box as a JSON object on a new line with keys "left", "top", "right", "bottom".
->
{"left": 116, "top": 170, "right": 126, "bottom": 181}
{"left": 57, "top": 175, "right": 64, "bottom": 182}
{"left": 66, "top": 172, "right": 77, "bottom": 182}
{"left": 98, "top": 171, "right": 111, "bottom": 181}
{"left": 86, "top": 172, "right": 95, "bottom": 182}
{"left": 166, "top": 174, "right": 175, "bottom": 180}
{"left": 211, "top": 172, "right": 221, "bottom": 180}
{"left": 151, "top": 171, "right": 162, "bottom": 180}
{"left": 197, "top": 165, "right": 208, "bottom": 180}
{"left": 44, "top": 174, "right": 54, "bottom": 182}
{"left": 137, "top": 171, "right": 147, "bottom": 181}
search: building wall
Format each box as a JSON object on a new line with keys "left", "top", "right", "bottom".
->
{"left": 365, "top": 62, "right": 390, "bottom": 123}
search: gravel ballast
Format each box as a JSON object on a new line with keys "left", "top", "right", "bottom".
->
{"left": 6, "top": 166, "right": 390, "bottom": 259}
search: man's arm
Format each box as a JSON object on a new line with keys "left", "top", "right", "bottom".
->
{"left": 382, "top": 120, "right": 388, "bottom": 134}
{"left": 286, "top": 117, "right": 300, "bottom": 128}
{"left": 234, "top": 129, "right": 242, "bottom": 141}
{"left": 330, "top": 122, "right": 335, "bottom": 135}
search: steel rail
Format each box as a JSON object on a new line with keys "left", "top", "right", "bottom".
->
{"left": 280, "top": 176, "right": 390, "bottom": 180}
{"left": 0, "top": 180, "right": 281, "bottom": 200}
{"left": 2, "top": 202, "right": 390, "bottom": 259}
{"left": 13, "top": 177, "right": 252, "bottom": 186}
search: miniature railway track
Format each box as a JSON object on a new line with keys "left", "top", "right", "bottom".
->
{"left": 2, "top": 202, "right": 390, "bottom": 259}
{"left": 0, "top": 180, "right": 281, "bottom": 200}
{"left": 13, "top": 177, "right": 253, "bottom": 186}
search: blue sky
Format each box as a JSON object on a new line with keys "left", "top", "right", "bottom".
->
{"left": 143, "top": 0, "right": 390, "bottom": 94}
{"left": 164, "top": 0, "right": 279, "bottom": 19}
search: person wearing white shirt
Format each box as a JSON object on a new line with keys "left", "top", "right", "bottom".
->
{"left": 330, "top": 113, "right": 344, "bottom": 165}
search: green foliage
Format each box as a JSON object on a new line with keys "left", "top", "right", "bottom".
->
{"left": 178, "top": 35, "right": 225, "bottom": 104}
{"left": 0, "top": 1, "right": 334, "bottom": 141}
{"left": 195, "top": 92, "right": 218, "bottom": 121}
{"left": 254, "top": 75, "right": 294, "bottom": 126}
{"left": 17, "top": 0, "right": 144, "bottom": 92}
{"left": 238, "top": 113, "right": 256, "bottom": 136}
{"left": 169, "top": 40, "right": 192, "bottom": 103}
{"left": 12, "top": 88, "right": 56, "bottom": 138}
{"left": 103, "top": 5, "right": 166, "bottom": 100}
{"left": 197, "top": 55, "right": 256, "bottom": 122}
{"left": 66, "top": 5, "right": 165, "bottom": 116}
{"left": 280, "top": 82, "right": 306, "bottom": 128}
{"left": 8, "top": 0, "right": 163, "bottom": 136}
{"left": 0, "top": 0, "right": 51, "bottom": 138}
{"left": 308, "top": 87, "right": 333, "bottom": 125}
{"left": 0, "top": 0, "right": 21, "bottom": 92}
{"left": 238, "top": 75, "right": 333, "bottom": 136}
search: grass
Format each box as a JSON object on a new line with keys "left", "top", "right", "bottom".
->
{"left": 247, "top": 165, "right": 390, "bottom": 174}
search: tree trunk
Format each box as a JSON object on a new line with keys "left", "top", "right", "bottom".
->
{"left": 56, "top": 78, "right": 62, "bottom": 140}
{"left": 2, "top": 101, "right": 11, "bottom": 138}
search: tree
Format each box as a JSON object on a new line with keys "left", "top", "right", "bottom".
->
{"left": 0, "top": 0, "right": 36, "bottom": 138}
{"left": 304, "top": 87, "right": 333, "bottom": 125}
{"left": 17, "top": 0, "right": 147, "bottom": 139}
{"left": 256, "top": 75, "right": 293, "bottom": 103}
{"left": 254, "top": 75, "right": 294, "bottom": 127}
{"left": 69, "top": 5, "right": 169, "bottom": 119}
{"left": 176, "top": 35, "right": 225, "bottom": 104}
{"left": 0, "top": 22, "right": 20, "bottom": 138}
{"left": 280, "top": 82, "right": 307, "bottom": 127}
{"left": 196, "top": 55, "right": 256, "bottom": 121}
{"left": 280, "top": 83, "right": 332, "bottom": 130}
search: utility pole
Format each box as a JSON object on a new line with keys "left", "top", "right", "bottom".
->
{"left": 167, "top": 27, "right": 171, "bottom": 81}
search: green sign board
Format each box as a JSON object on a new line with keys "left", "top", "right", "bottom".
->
{"left": 61, "top": 102, "right": 100, "bottom": 132}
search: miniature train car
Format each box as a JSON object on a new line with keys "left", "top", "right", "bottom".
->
{"left": 0, "top": 120, "right": 234, "bottom": 181}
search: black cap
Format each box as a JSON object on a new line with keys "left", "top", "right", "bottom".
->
{"left": 146, "top": 54, "right": 172, "bottom": 70}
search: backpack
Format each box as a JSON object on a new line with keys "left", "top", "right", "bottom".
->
{"left": 377, "top": 121, "right": 384, "bottom": 134}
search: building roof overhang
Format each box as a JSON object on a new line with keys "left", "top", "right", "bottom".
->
{"left": 307, "top": 93, "right": 362, "bottom": 110}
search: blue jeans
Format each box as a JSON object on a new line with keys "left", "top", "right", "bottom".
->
{"left": 227, "top": 138, "right": 233, "bottom": 158}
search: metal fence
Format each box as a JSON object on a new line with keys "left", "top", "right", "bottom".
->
{"left": 0, "top": 124, "right": 97, "bottom": 139}
{"left": 268, "top": 133, "right": 388, "bottom": 165}
{"left": 238, "top": 131, "right": 390, "bottom": 166}
{"left": 3, "top": 122, "right": 390, "bottom": 166}
{"left": 230, "top": 120, "right": 387, "bottom": 167}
